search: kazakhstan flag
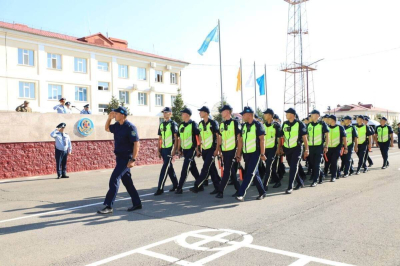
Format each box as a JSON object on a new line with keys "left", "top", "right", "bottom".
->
{"left": 198, "top": 25, "right": 219, "bottom": 56}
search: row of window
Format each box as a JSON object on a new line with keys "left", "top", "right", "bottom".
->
{"left": 17, "top": 48, "right": 178, "bottom": 84}
{"left": 18, "top": 81, "right": 176, "bottom": 107}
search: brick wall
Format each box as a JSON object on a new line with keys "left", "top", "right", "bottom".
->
{"left": 0, "top": 139, "right": 163, "bottom": 179}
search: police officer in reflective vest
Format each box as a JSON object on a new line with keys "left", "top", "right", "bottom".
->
{"left": 154, "top": 107, "right": 179, "bottom": 196}
{"left": 235, "top": 106, "right": 267, "bottom": 202}
{"left": 190, "top": 106, "right": 221, "bottom": 194}
{"left": 307, "top": 110, "right": 329, "bottom": 187}
{"left": 342, "top": 115, "right": 358, "bottom": 177}
{"left": 374, "top": 117, "right": 394, "bottom": 169}
{"left": 176, "top": 108, "right": 201, "bottom": 194}
{"left": 363, "top": 116, "right": 374, "bottom": 168}
{"left": 261, "top": 108, "right": 281, "bottom": 191}
{"left": 355, "top": 115, "right": 373, "bottom": 174}
{"left": 214, "top": 104, "right": 242, "bottom": 198}
{"left": 98, "top": 107, "right": 142, "bottom": 214}
{"left": 326, "top": 115, "right": 347, "bottom": 182}
{"left": 278, "top": 108, "right": 309, "bottom": 194}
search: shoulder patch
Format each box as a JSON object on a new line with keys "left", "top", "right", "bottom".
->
{"left": 131, "top": 131, "right": 136, "bottom": 137}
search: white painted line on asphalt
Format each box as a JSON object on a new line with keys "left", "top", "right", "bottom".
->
{"left": 86, "top": 229, "right": 354, "bottom": 266}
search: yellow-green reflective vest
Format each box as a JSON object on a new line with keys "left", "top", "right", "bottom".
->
{"left": 377, "top": 126, "right": 389, "bottom": 143}
{"left": 328, "top": 126, "right": 340, "bottom": 148}
{"left": 345, "top": 127, "right": 353, "bottom": 146}
{"left": 160, "top": 122, "right": 173, "bottom": 148}
{"left": 357, "top": 125, "right": 367, "bottom": 145}
{"left": 242, "top": 123, "right": 257, "bottom": 153}
{"left": 220, "top": 120, "right": 236, "bottom": 151}
{"left": 199, "top": 121, "right": 213, "bottom": 150}
{"left": 308, "top": 123, "right": 323, "bottom": 146}
{"left": 264, "top": 124, "right": 276, "bottom": 148}
{"left": 179, "top": 123, "right": 193, "bottom": 150}
{"left": 283, "top": 122, "right": 299, "bottom": 148}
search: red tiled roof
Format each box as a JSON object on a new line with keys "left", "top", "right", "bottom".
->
{"left": 324, "top": 104, "right": 397, "bottom": 113}
{"left": 0, "top": 21, "right": 189, "bottom": 65}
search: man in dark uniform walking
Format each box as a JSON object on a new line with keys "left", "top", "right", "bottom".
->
{"left": 374, "top": 117, "right": 394, "bottom": 169}
{"left": 278, "top": 108, "right": 309, "bottom": 194}
{"left": 154, "top": 107, "right": 179, "bottom": 195}
{"left": 342, "top": 116, "right": 358, "bottom": 177}
{"left": 325, "top": 115, "right": 347, "bottom": 182}
{"left": 355, "top": 115, "right": 373, "bottom": 174}
{"left": 363, "top": 116, "right": 374, "bottom": 168}
{"left": 98, "top": 107, "right": 142, "bottom": 214}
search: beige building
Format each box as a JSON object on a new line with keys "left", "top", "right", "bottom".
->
{"left": 0, "top": 22, "right": 189, "bottom": 116}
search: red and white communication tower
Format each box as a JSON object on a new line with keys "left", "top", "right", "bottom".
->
{"left": 281, "top": 0, "right": 319, "bottom": 118}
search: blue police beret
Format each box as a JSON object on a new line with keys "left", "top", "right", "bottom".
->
{"left": 180, "top": 107, "right": 192, "bottom": 116}
{"left": 329, "top": 115, "right": 337, "bottom": 121}
{"left": 84, "top": 104, "right": 89, "bottom": 108}
{"left": 310, "top": 109, "right": 320, "bottom": 115}
{"left": 112, "top": 106, "right": 128, "bottom": 115}
{"left": 57, "top": 123, "right": 66, "bottom": 128}
{"left": 240, "top": 106, "right": 254, "bottom": 115}
{"left": 263, "top": 108, "right": 274, "bottom": 115}
{"left": 363, "top": 116, "right": 370, "bottom": 121}
{"left": 343, "top": 115, "right": 352, "bottom": 120}
{"left": 162, "top": 107, "right": 172, "bottom": 113}
{"left": 219, "top": 104, "right": 233, "bottom": 113}
{"left": 285, "top": 108, "right": 296, "bottom": 115}
{"left": 380, "top": 117, "right": 388, "bottom": 121}
{"left": 65, "top": 102, "right": 71, "bottom": 106}
{"left": 197, "top": 106, "right": 210, "bottom": 114}
{"left": 357, "top": 115, "right": 364, "bottom": 119}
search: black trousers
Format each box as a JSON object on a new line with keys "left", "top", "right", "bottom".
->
{"left": 158, "top": 147, "right": 178, "bottom": 190}
{"left": 55, "top": 149, "right": 68, "bottom": 177}
{"left": 178, "top": 148, "right": 200, "bottom": 189}
{"left": 356, "top": 144, "right": 368, "bottom": 172}
{"left": 195, "top": 147, "right": 220, "bottom": 189}
{"left": 284, "top": 146, "right": 304, "bottom": 190}
{"left": 262, "top": 147, "right": 279, "bottom": 188}
{"left": 326, "top": 147, "right": 341, "bottom": 179}
{"left": 343, "top": 144, "right": 354, "bottom": 176}
{"left": 378, "top": 141, "right": 390, "bottom": 167}
{"left": 309, "top": 146, "right": 323, "bottom": 183}
{"left": 218, "top": 150, "right": 241, "bottom": 193}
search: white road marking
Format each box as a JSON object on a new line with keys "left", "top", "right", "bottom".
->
{"left": 86, "top": 229, "right": 354, "bottom": 266}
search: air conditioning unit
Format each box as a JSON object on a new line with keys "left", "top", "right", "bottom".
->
{"left": 166, "top": 65, "right": 172, "bottom": 70}
{"left": 150, "top": 62, "right": 157, "bottom": 68}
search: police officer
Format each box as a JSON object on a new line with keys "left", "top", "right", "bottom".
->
{"left": 65, "top": 102, "right": 72, "bottom": 114}
{"left": 355, "top": 115, "right": 373, "bottom": 174}
{"left": 98, "top": 107, "right": 142, "bottom": 214}
{"left": 53, "top": 98, "right": 67, "bottom": 114}
{"left": 176, "top": 108, "right": 201, "bottom": 194}
{"left": 261, "top": 108, "right": 281, "bottom": 191}
{"left": 154, "top": 107, "right": 179, "bottom": 195}
{"left": 342, "top": 116, "right": 358, "bottom": 177}
{"left": 215, "top": 104, "right": 241, "bottom": 198}
{"left": 363, "top": 116, "right": 374, "bottom": 168}
{"left": 50, "top": 123, "right": 72, "bottom": 179}
{"left": 16, "top": 101, "right": 32, "bottom": 112}
{"left": 307, "top": 110, "right": 329, "bottom": 187}
{"left": 81, "top": 104, "right": 92, "bottom": 114}
{"left": 235, "top": 106, "right": 267, "bottom": 202}
{"left": 278, "top": 108, "right": 309, "bottom": 194}
{"left": 374, "top": 117, "right": 394, "bottom": 169}
{"left": 190, "top": 106, "right": 221, "bottom": 194}
{"left": 325, "top": 115, "right": 347, "bottom": 182}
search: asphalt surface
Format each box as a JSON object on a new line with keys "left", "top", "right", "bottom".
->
{"left": 0, "top": 147, "right": 399, "bottom": 266}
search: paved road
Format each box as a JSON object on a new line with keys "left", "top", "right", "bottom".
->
{"left": 0, "top": 148, "right": 399, "bottom": 266}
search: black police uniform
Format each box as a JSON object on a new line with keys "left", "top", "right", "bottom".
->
{"left": 364, "top": 123, "right": 375, "bottom": 168}
{"left": 261, "top": 121, "right": 281, "bottom": 190}
{"left": 375, "top": 124, "right": 393, "bottom": 168}
{"left": 157, "top": 119, "right": 179, "bottom": 192}
{"left": 308, "top": 121, "right": 329, "bottom": 184}
{"left": 103, "top": 120, "right": 141, "bottom": 208}
{"left": 342, "top": 124, "right": 358, "bottom": 176}
{"left": 326, "top": 124, "right": 346, "bottom": 181}
{"left": 355, "top": 124, "right": 373, "bottom": 173}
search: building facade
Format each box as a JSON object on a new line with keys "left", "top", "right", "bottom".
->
{"left": 0, "top": 22, "right": 189, "bottom": 116}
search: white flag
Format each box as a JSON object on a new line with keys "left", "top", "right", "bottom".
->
{"left": 245, "top": 69, "right": 255, "bottom": 88}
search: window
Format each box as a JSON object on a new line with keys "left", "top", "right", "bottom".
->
{"left": 119, "top": 91, "right": 129, "bottom": 104}
{"left": 48, "top": 84, "right": 62, "bottom": 100}
{"left": 99, "top": 104, "right": 108, "bottom": 113}
{"left": 18, "top": 48, "right": 34, "bottom": 66}
{"left": 138, "top": 92, "right": 147, "bottom": 105}
{"left": 171, "top": 95, "right": 176, "bottom": 107}
{"left": 155, "top": 94, "right": 164, "bottom": 106}
{"left": 155, "top": 70, "right": 163, "bottom": 82}
{"left": 98, "top": 61, "right": 109, "bottom": 71}
{"left": 47, "top": 53, "right": 61, "bottom": 69}
{"left": 74, "top": 58, "right": 87, "bottom": 73}
{"left": 170, "top": 73, "right": 177, "bottom": 84}
{"left": 75, "top": 86, "right": 87, "bottom": 101}
{"left": 118, "top": 64, "right": 128, "bottom": 78}
{"left": 137, "top": 68, "right": 146, "bottom": 80}
{"left": 98, "top": 82, "right": 109, "bottom": 91}
{"left": 19, "top": 82, "right": 35, "bottom": 99}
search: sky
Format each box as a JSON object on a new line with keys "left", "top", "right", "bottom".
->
{"left": 1, "top": 0, "right": 400, "bottom": 119}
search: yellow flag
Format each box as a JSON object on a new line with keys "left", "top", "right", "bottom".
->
{"left": 236, "top": 68, "right": 241, "bottom": 92}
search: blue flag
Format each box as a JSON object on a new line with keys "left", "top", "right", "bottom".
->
{"left": 256, "top": 75, "right": 265, "bottom": 95}
{"left": 198, "top": 25, "right": 219, "bottom": 56}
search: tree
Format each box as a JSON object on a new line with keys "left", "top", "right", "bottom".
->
{"left": 213, "top": 98, "right": 228, "bottom": 125}
{"left": 375, "top": 113, "right": 382, "bottom": 123}
{"left": 256, "top": 107, "right": 264, "bottom": 122}
{"left": 105, "top": 95, "right": 131, "bottom": 115}
{"left": 392, "top": 119, "right": 399, "bottom": 135}
{"left": 172, "top": 88, "right": 186, "bottom": 124}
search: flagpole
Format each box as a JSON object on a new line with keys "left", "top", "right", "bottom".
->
{"left": 253, "top": 61, "right": 257, "bottom": 111}
{"left": 264, "top": 64, "right": 268, "bottom": 109}
{"left": 240, "top": 58, "right": 243, "bottom": 110}
{"left": 218, "top": 19, "right": 223, "bottom": 106}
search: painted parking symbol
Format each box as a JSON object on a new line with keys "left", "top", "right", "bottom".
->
{"left": 87, "top": 229, "right": 354, "bottom": 266}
